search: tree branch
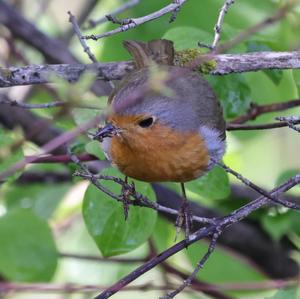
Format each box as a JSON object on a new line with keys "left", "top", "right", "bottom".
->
{"left": 230, "top": 99, "right": 300, "bottom": 124}
{"left": 226, "top": 118, "right": 300, "bottom": 131}
{"left": 84, "top": 0, "right": 141, "bottom": 30}
{"left": 1, "top": 51, "right": 300, "bottom": 88}
{"left": 68, "top": 11, "right": 97, "bottom": 63}
{"left": 211, "top": 0, "right": 235, "bottom": 50}
{"left": 95, "top": 173, "right": 300, "bottom": 298}
{"left": 0, "top": 61, "right": 134, "bottom": 88}
{"left": 83, "top": 0, "right": 188, "bottom": 40}
{"left": 217, "top": 2, "right": 293, "bottom": 53}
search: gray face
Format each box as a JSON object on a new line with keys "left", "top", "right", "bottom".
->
{"left": 112, "top": 65, "right": 225, "bottom": 135}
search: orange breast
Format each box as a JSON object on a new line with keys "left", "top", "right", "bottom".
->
{"left": 109, "top": 117, "right": 209, "bottom": 182}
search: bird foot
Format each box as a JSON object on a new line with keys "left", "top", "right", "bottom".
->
{"left": 120, "top": 177, "right": 134, "bottom": 220}
{"left": 175, "top": 199, "right": 193, "bottom": 241}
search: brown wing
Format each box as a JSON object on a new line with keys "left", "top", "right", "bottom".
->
{"left": 123, "top": 39, "right": 174, "bottom": 68}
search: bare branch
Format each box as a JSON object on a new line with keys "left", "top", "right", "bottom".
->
{"left": 75, "top": 171, "right": 214, "bottom": 225}
{"left": 162, "top": 228, "right": 221, "bottom": 298}
{"left": 0, "top": 62, "right": 134, "bottom": 88}
{"left": 211, "top": 0, "right": 235, "bottom": 50}
{"left": 0, "top": 97, "right": 101, "bottom": 110}
{"left": 95, "top": 174, "right": 300, "bottom": 299}
{"left": 0, "top": 282, "right": 186, "bottom": 294}
{"left": 218, "top": 2, "right": 293, "bottom": 53}
{"left": 68, "top": 11, "right": 114, "bottom": 88}
{"left": 1, "top": 51, "right": 300, "bottom": 88}
{"left": 83, "top": 0, "right": 188, "bottom": 40}
{"left": 276, "top": 116, "right": 300, "bottom": 133}
{"left": 68, "top": 11, "right": 97, "bottom": 63}
{"left": 25, "top": 154, "right": 97, "bottom": 164}
{"left": 230, "top": 99, "right": 300, "bottom": 124}
{"left": 60, "top": 252, "right": 146, "bottom": 263}
{"left": 84, "top": 0, "right": 141, "bottom": 30}
{"left": 227, "top": 118, "right": 300, "bottom": 131}
{"left": 216, "top": 161, "right": 300, "bottom": 211}
{"left": 65, "top": 0, "right": 99, "bottom": 41}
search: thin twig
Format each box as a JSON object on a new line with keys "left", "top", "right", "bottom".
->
{"left": 211, "top": 0, "right": 235, "bottom": 50}
{"left": 230, "top": 99, "right": 300, "bottom": 124}
{"left": 75, "top": 172, "right": 215, "bottom": 224}
{"left": 169, "top": 3, "right": 181, "bottom": 23}
{"left": 161, "top": 264, "right": 299, "bottom": 292}
{"left": 84, "top": 0, "right": 141, "bottom": 30}
{"left": 68, "top": 11, "right": 114, "bottom": 89}
{"left": 217, "top": 2, "right": 293, "bottom": 53}
{"left": 60, "top": 252, "right": 146, "bottom": 263}
{"left": 68, "top": 11, "right": 97, "bottom": 63}
{"left": 215, "top": 161, "right": 300, "bottom": 211}
{"left": 0, "top": 97, "right": 102, "bottom": 110}
{"left": 276, "top": 116, "right": 300, "bottom": 133}
{"left": 25, "top": 154, "right": 98, "bottom": 164}
{"left": 0, "top": 282, "right": 187, "bottom": 294}
{"left": 65, "top": 0, "right": 100, "bottom": 41}
{"left": 161, "top": 263, "right": 234, "bottom": 299}
{"left": 83, "top": 0, "right": 188, "bottom": 40}
{"left": 161, "top": 228, "right": 221, "bottom": 298}
{"left": 226, "top": 118, "right": 300, "bottom": 131}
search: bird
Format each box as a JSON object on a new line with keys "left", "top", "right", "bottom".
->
{"left": 93, "top": 39, "right": 226, "bottom": 237}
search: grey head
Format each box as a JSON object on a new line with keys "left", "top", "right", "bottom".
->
{"left": 108, "top": 39, "right": 226, "bottom": 140}
{"left": 110, "top": 65, "right": 226, "bottom": 140}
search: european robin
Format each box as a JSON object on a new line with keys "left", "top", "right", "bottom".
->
{"left": 94, "top": 39, "right": 226, "bottom": 236}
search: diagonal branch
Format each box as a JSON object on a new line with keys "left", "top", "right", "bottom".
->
{"left": 162, "top": 228, "right": 221, "bottom": 298}
{"left": 230, "top": 99, "right": 300, "bottom": 124}
{"left": 211, "top": 0, "right": 235, "bottom": 50}
{"left": 84, "top": 0, "right": 141, "bottom": 29}
{"left": 68, "top": 11, "right": 97, "bottom": 63}
{"left": 83, "top": 0, "right": 188, "bottom": 40}
{"left": 217, "top": 2, "right": 293, "bottom": 53}
{"left": 94, "top": 173, "right": 300, "bottom": 299}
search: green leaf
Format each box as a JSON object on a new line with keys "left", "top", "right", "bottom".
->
{"left": 162, "top": 26, "right": 212, "bottom": 50}
{"left": 185, "top": 166, "right": 230, "bottom": 201}
{"left": 82, "top": 168, "right": 157, "bottom": 257}
{"left": 207, "top": 73, "right": 251, "bottom": 119}
{"left": 4, "top": 183, "right": 71, "bottom": 219}
{"left": 85, "top": 140, "right": 106, "bottom": 160}
{"left": 0, "top": 210, "right": 57, "bottom": 282}
{"left": 266, "top": 288, "right": 299, "bottom": 299}
{"left": 262, "top": 212, "right": 291, "bottom": 241}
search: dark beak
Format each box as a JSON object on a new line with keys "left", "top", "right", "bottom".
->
{"left": 92, "top": 123, "right": 118, "bottom": 142}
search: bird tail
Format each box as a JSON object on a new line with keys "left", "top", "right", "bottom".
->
{"left": 123, "top": 39, "right": 174, "bottom": 69}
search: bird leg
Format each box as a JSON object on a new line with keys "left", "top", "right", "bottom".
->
{"left": 121, "top": 176, "right": 131, "bottom": 220}
{"left": 175, "top": 183, "right": 193, "bottom": 240}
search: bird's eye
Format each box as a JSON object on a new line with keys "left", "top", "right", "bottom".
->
{"left": 138, "top": 117, "right": 154, "bottom": 128}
